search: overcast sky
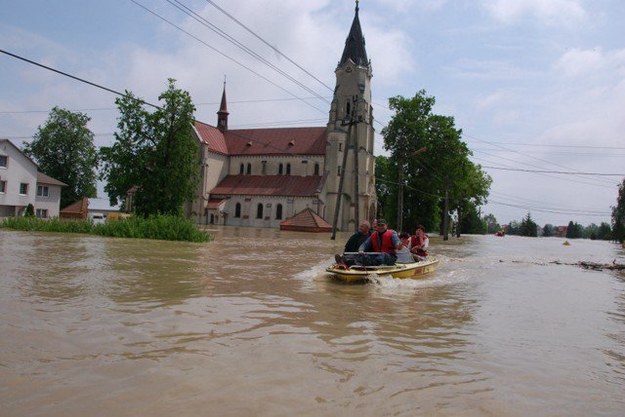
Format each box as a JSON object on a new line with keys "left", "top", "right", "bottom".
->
{"left": 2, "top": 0, "right": 624, "bottom": 227}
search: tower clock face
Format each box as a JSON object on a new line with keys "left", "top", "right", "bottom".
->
{"left": 345, "top": 66, "right": 352, "bottom": 73}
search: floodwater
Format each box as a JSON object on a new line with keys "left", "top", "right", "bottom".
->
{"left": 1, "top": 228, "right": 624, "bottom": 417}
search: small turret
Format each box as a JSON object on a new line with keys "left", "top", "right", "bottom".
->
{"left": 217, "top": 80, "right": 229, "bottom": 132}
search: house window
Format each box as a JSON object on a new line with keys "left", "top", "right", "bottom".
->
{"left": 19, "top": 183, "right": 28, "bottom": 195}
{"left": 239, "top": 163, "right": 244, "bottom": 174}
{"left": 314, "top": 163, "right": 320, "bottom": 176}
{"left": 246, "top": 163, "right": 252, "bottom": 175}
{"left": 278, "top": 163, "right": 283, "bottom": 175}
{"left": 286, "top": 163, "right": 291, "bottom": 175}
{"left": 36, "top": 208, "right": 48, "bottom": 219}
{"left": 256, "top": 203, "right": 263, "bottom": 219}
{"left": 37, "top": 185, "right": 49, "bottom": 197}
{"left": 0, "top": 155, "right": 7, "bottom": 167}
{"left": 276, "top": 204, "right": 283, "bottom": 220}
{"left": 235, "top": 202, "right": 241, "bottom": 218}
{"left": 0, "top": 180, "right": 6, "bottom": 193}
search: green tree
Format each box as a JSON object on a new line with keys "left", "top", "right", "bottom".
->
{"left": 380, "top": 90, "right": 491, "bottom": 236}
{"left": 519, "top": 212, "right": 538, "bottom": 237}
{"left": 565, "top": 221, "right": 583, "bottom": 239}
{"left": 23, "top": 106, "right": 98, "bottom": 208}
{"left": 100, "top": 79, "right": 199, "bottom": 217}
{"left": 612, "top": 179, "right": 625, "bottom": 243}
{"left": 506, "top": 221, "right": 520, "bottom": 235}
{"left": 597, "top": 222, "right": 612, "bottom": 241}
{"left": 24, "top": 203, "right": 35, "bottom": 217}
{"left": 482, "top": 213, "right": 500, "bottom": 234}
{"left": 542, "top": 224, "right": 554, "bottom": 237}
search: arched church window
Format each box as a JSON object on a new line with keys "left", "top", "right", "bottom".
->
{"left": 276, "top": 204, "right": 283, "bottom": 220}
{"left": 247, "top": 163, "right": 252, "bottom": 175}
{"left": 286, "top": 163, "right": 291, "bottom": 175}
{"left": 314, "top": 163, "right": 320, "bottom": 176}
{"left": 279, "top": 163, "right": 283, "bottom": 175}
{"left": 256, "top": 203, "right": 263, "bottom": 219}
{"left": 235, "top": 203, "right": 241, "bottom": 218}
{"left": 240, "top": 163, "right": 244, "bottom": 174}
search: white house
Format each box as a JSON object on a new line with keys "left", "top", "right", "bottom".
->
{"left": 0, "top": 139, "right": 66, "bottom": 219}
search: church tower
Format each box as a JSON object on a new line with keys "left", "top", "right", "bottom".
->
{"left": 325, "top": 1, "right": 376, "bottom": 232}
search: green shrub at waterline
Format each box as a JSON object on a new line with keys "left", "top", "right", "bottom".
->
{"left": 0, "top": 215, "right": 212, "bottom": 242}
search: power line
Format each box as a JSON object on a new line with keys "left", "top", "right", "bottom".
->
{"left": 128, "top": 0, "right": 328, "bottom": 115}
{"left": 166, "top": 0, "right": 329, "bottom": 105}
{"left": 481, "top": 165, "right": 625, "bottom": 177}
{"left": 203, "top": 0, "right": 333, "bottom": 93}
{"left": 0, "top": 48, "right": 161, "bottom": 109}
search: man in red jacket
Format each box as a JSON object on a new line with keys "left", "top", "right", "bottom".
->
{"left": 357, "top": 219, "right": 402, "bottom": 265}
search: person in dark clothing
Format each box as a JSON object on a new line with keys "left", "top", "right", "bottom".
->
{"left": 335, "top": 220, "right": 371, "bottom": 266}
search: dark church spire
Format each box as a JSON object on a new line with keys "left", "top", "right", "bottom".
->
{"left": 217, "top": 78, "right": 228, "bottom": 132}
{"left": 338, "top": 1, "right": 368, "bottom": 67}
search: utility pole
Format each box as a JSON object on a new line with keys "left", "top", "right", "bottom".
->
{"left": 331, "top": 96, "right": 359, "bottom": 240}
{"left": 396, "top": 147, "right": 427, "bottom": 233}
{"left": 442, "top": 184, "right": 449, "bottom": 241}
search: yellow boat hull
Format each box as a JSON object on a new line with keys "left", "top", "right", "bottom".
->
{"left": 326, "top": 257, "right": 440, "bottom": 283}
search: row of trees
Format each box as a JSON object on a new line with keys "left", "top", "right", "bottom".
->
{"left": 499, "top": 212, "right": 621, "bottom": 241}
{"left": 376, "top": 90, "right": 492, "bottom": 238}
{"left": 23, "top": 79, "right": 200, "bottom": 218}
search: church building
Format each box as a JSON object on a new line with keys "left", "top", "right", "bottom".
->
{"left": 187, "top": 3, "right": 376, "bottom": 231}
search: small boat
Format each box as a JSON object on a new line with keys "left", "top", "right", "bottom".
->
{"left": 326, "top": 257, "right": 440, "bottom": 283}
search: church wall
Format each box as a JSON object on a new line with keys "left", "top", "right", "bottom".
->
{"left": 217, "top": 195, "right": 321, "bottom": 228}
{"left": 229, "top": 155, "right": 324, "bottom": 177}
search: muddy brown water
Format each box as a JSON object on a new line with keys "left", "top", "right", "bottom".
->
{"left": 1, "top": 228, "right": 624, "bottom": 416}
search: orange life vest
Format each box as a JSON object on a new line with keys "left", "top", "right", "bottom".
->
{"left": 410, "top": 234, "right": 429, "bottom": 257}
{"left": 371, "top": 230, "right": 397, "bottom": 254}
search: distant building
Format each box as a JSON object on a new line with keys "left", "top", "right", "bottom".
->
{"left": 554, "top": 225, "right": 568, "bottom": 238}
{"left": 186, "top": 4, "right": 377, "bottom": 231}
{"left": 0, "top": 138, "right": 66, "bottom": 219}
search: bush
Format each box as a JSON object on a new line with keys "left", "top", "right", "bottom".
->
{"left": 1, "top": 214, "right": 212, "bottom": 242}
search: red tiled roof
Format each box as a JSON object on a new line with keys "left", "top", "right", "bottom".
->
{"left": 194, "top": 121, "right": 228, "bottom": 155}
{"left": 206, "top": 198, "right": 226, "bottom": 209}
{"left": 193, "top": 123, "right": 327, "bottom": 157}
{"left": 210, "top": 175, "right": 325, "bottom": 197}
{"left": 280, "top": 208, "right": 332, "bottom": 232}
{"left": 60, "top": 197, "right": 88, "bottom": 219}
{"left": 225, "top": 127, "right": 327, "bottom": 156}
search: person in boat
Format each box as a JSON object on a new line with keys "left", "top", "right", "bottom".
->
{"left": 335, "top": 220, "right": 371, "bottom": 266}
{"left": 357, "top": 218, "right": 402, "bottom": 265}
{"left": 409, "top": 224, "right": 429, "bottom": 261}
{"left": 395, "top": 232, "right": 414, "bottom": 264}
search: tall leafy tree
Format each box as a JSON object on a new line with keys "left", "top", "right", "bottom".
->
{"left": 380, "top": 90, "right": 491, "bottom": 235}
{"left": 23, "top": 106, "right": 99, "bottom": 208}
{"left": 100, "top": 79, "right": 199, "bottom": 216}
{"left": 612, "top": 178, "right": 625, "bottom": 243}
{"left": 542, "top": 224, "right": 555, "bottom": 237}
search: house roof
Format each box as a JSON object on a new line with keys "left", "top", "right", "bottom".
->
{"left": 194, "top": 121, "right": 228, "bottom": 155}
{"left": 225, "top": 127, "right": 327, "bottom": 156}
{"left": 193, "top": 123, "right": 327, "bottom": 157}
{"left": 206, "top": 198, "right": 226, "bottom": 209}
{"left": 210, "top": 175, "right": 325, "bottom": 197}
{"left": 60, "top": 197, "right": 88, "bottom": 214}
{"left": 280, "top": 207, "right": 332, "bottom": 233}
{"left": 37, "top": 172, "right": 67, "bottom": 187}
